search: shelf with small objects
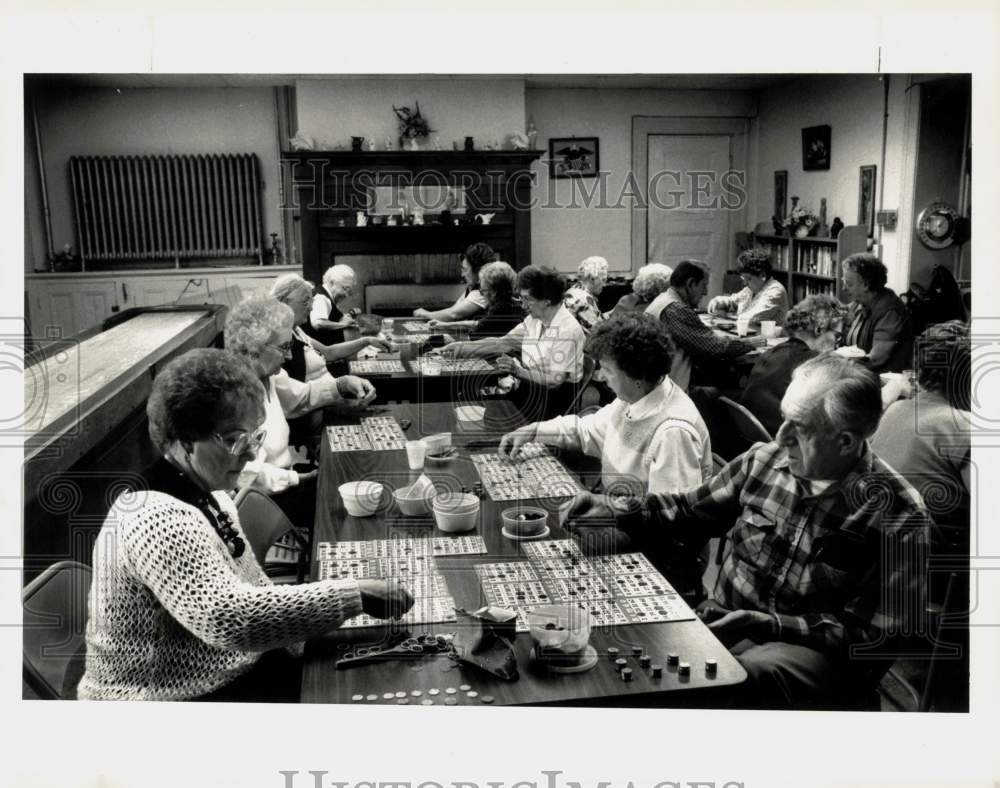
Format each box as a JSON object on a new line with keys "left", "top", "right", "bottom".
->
{"left": 748, "top": 223, "right": 867, "bottom": 304}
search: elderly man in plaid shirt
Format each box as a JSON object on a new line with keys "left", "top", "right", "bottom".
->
{"left": 565, "top": 354, "right": 932, "bottom": 709}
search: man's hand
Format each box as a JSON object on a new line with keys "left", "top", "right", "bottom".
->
{"left": 707, "top": 296, "right": 728, "bottom": 316}
{"left": 498, "top": 426, "right": 536, "bottom": 460}
{"left": 561, "top": 491, "right": 619, "bottom": 529}
{"left": 427, "top": 319, "right": 442, "bottom": 329}
{"left": 337, "top": 314, "right": 357, "bottom": 329}
{"left": 496, "top": 354, "right": 525, "bottom": 377}
{"left": 337, "top": 375, "right": 377, "bottom": 407}
{"left": 706, "top": 608, "right": 775, "bottom": 647}
{"left": 357, "top": 579, "right": 415, "bottom": 619}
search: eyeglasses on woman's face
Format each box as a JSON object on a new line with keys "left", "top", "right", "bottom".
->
{"left": 213, "top": 427, "right": 267, "bottom": 457}
{"left": 265, "top": 340, "right": 294, "bottom": 357}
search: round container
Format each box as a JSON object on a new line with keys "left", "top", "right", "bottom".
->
{"left": 501, "top": 506, "right": 548, "bottom": 538}
{"left": 425, "top": 447, "right": 458, "bottom": 464}
{"left": 527, "top": 604, "right": 591, "bottom": 656}
{"left": 736, "top": 317, "right": 751, "bottom": 337}
{"left": 339, "top": 481, "right": 383, "bottom": 517}
{"left": 393, "top": 487, "right": 433, "bottom": 516}
{"left": 760, "top": 320, "right": 777, "bottom": 339}
{"left": 455, "top": 405, "right": 486, "bottom": 425}
{"left": 405, "top": 439, "right": 427, "bottom": 470}
{"left": 422, "top": 432, "right": 452, "bottom": 454}
{"left": 422, "top": 358, "right": 443, "bottom": 376}
{"left": 432, "top": 492, "right": 480, "bottom": 533}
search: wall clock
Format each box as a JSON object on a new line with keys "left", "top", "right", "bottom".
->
{"left": 916, "top": 201, "right": 961, "bottom": 250}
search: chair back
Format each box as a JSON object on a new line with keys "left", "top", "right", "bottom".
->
{"left": 234, "top": 488, "right": 307, "bottom": 582}
{"left": 717, "top": 396, "right": 773, "bottom": 456}
{"left": 23, "top": 561, "right": 92, "bottom": 700}
{"left": 563, "top": 354, "right": 598, "bottom": 415}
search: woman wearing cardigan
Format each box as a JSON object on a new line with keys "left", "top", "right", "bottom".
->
{"left": 840, "top": 253, "right": 913, "bottom": 373}
{"left": 77, "top": 348, "right": 412, "bottom": 701}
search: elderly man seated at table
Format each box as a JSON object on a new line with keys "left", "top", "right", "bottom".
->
{"left": 414, "top": 242, "right": 496, "bottom": 322}
{"left": 428, "top": 261, "right": 523, "bottom": 339}
{"left": 272, "top": 273, "right": 389, "bottom": 382}
{"left": 740, "top": 294, "right": 847, "bottom": 434}
{"left": 657, "top": 260, "right": 766, "bottom": 390}
{"left": 225, "top": 296, "right": 375, "bottom": 518}
{"left": 707, "top": 248, "right": 789, "bottom": 326}
{"left": 840, "top": 253, "right": 913, "bottom": 373}
{"left": 564, "top": 354, "right": 932, "bottom": 709}
{"left": 608, "top": 262, "right": 673, "bottom": 319}
{"left": 305, "top": 264, "right": 359, "bottom": 350}
{"left": 440, "top": 265, "right": 585, "bottom": 420}
{"left": 77, "top": 348, "right": 412, "bottom": 702}
{"left": 499, "top": 315, "right": 712, "bottom": 496}
{"left": 563, "top": 255, "right": 609, "bottom": 334}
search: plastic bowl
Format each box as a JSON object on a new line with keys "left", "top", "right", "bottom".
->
{"left": 339, "top": 481, "right": 383, "bottom": 517}
{"left": 422, "top": 432, "right": 452, "bottom": 454}
{"left": 393, "top": 487, "right": 433, "bottom": 516}
{"left": 501, "top": 506, "right": 549, "bottom": 537}
{"left": 455, "top": 405, "right": 486, "bottom": 428}
{"left": 432, "top": 492, "right": 480, "bottom": 532}
{"left": 425, "top": 447, "right": 458, "bottom": 463}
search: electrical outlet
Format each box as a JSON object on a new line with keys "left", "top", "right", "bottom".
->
{"left": 875, "top": 209, "right": 898, "bottom": 230}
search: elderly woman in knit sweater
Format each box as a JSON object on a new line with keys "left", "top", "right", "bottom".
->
{"left": 706, "top": 248, "right": 789, "bottom": 325}
{"left": 77, "top": 348, "right": 412, "bottom": 701}
{"left": 499, "top": 315, "right": 713, "bottom": 496}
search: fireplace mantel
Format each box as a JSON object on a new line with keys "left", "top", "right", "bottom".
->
{"left": 284, "top": 150, "right": 543, "bottom": 288}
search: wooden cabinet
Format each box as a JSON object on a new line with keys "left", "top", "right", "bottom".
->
{"left": 25, "top": 266, "right": 300, "bottom": 338}
{"left": 750, "top": 225, "right": 868, "bottom": 303}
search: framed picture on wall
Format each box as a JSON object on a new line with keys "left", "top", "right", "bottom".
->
{"left": 858, "top": 164, "right": 877, "bottom": 237}
{"left": 774, "top": 170, "right": 788, "bottom": 221}
{"left": 801, "top": 125, "right": 831, "bottom": 171}
{"left": 548, "top": 137, "right": 599, "bottom": 178}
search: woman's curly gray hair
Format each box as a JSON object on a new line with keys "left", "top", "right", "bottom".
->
{"left": 225, "top": 296, "right": 295, "bottom": 366}
{"left": 270, "top": 273, "right": 313, "bottom": 304}
{"left": 577, "top": 256, "right": 609, "bottom": 288}
{"left": 147, "top": 348, "right": 264, "bottom": 453}
{"left": 783, "top": 294, "right": 847, "bottom": 338}
{"left": 632, "top": 263, "right": 674, "bottom": 303}
{"left": 478, "top": 261, "right": 517, "bottom": 304}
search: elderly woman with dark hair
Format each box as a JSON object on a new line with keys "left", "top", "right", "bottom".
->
{"left": 225, "top": 296, "right": 375, "bottom": 495}
{"left": 611, "top": 263, "right": 673, "bottom": 319}
{"left": 707, "top": 248, "right": 789, "bottom": 325}
{"left": 428, "top": 260, "right": 523, "bottom": 339}
{"left": 840, "top": 253, "right": 913, "bottom": 372}
{"left": 77, "top": 348, "right": 413, "bottom": 701}
{"left": 740, "top": 294, "right": 847, "bottom": 434}
{"left": 414, "top": 242, "right": 496, "bottom": 321}
{"left": 499, "top": 315, "right": 712, "bottom": 495}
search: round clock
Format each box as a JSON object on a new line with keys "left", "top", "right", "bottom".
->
{"left": 916, "top": 202, "right": 961, "bottom": 250}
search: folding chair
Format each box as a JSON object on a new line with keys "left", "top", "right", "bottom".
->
{"left": 234, "top": 488, "right": 309, "bottom": 584}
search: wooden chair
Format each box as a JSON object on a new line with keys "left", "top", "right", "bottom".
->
{"left": 234, "top": 488, "right": 309, "bottom": 584}
{"left": 563, "top": 354, "right": 599, "bottom": 415}
{"left": 23, "top": 561, "right": 92, "bottom": 699}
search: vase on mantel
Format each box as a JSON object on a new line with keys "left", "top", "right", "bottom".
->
{"left": 794, "top": 225, "right": 810, "bottom": 239}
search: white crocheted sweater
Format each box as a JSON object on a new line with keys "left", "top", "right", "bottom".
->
{"left": 77, "top": 490, "right": 362, "bottom": 701}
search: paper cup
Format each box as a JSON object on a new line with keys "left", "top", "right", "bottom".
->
{"left": 736, "top": 317, "right": 751, "bottom": 337}
{"left": 339, "top": 481, "right": 383, "bottom": 517}
{"left": 405, "top": 439, "right": 427, "bottom": 470}
{"left": 760, "top": 320, "right": 777, "bottom": 339}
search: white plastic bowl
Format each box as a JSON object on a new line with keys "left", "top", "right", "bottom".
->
{"left": 455, "top": 405, "right": 486, "bottom": 426}
{"left": 339, "top": 481, "right": 383, "bottom": 517}
{"left": 393, "top": 487, "right": 433, "bottom": 516}
{"left": 432, "top": 492, "right": 480, "bottom": 532}
{"left": 422, "top": 432, "right": 453, "bottom": 454}
{"left": 501, "top": 506, "right": 549, "bottom": 538}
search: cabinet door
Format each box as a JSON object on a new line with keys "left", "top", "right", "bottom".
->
{"left": 28, "top": 280, "right": 119, "bottom": 338}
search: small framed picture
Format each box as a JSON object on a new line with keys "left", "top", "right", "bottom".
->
{"left": 801, "top": 125, "right": 831, "bottom": 171}
{"left": 548, "top": 137, "right": 599, "bottom": 179}
{"left": 858, "top": 164, "right": 877, "bottom": 237}
{"left": 774, "top": 170, "right": 788, "bottom": 221}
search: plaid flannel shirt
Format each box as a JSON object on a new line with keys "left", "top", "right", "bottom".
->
{"left": 659, "top": 301, "right": 756, "bottom": 361}
{"left": 624, "top": 441, "right": 931, "bottom": 658}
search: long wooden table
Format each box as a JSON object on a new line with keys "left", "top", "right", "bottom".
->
{"left": 302, "top": 400, "right": 747, "bottom": 707}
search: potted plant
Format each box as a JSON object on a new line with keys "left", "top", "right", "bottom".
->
{"left": 782, "top": 197, "right": 819, "bottom": 238}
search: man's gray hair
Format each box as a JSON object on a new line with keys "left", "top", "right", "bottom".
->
{"left": 323, "top": 264, "right": 356, "bottom": 289}
{"left": 225, "top": 295, "right": 295, "bottom": 361}
{"left": 790, "top": 353, "right": 882, "bottom": 438}
{"left": 270, "top": 273, "right": 313, "bottom": 304}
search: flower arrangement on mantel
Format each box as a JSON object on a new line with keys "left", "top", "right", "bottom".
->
{"left": 782, "top": 197, "right": 819, "bottom": 237}
{"left": 393, "top": 102, "right": 435, "bottom": 150}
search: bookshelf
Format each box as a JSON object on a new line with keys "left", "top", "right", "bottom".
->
{"left": 749, "top": 224, "right": 867, "bottom": 303}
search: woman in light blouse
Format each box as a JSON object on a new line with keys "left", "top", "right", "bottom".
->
{"left": 414, "top": 242, "right": 496, "bottom": 322}
{"left": 707, "top": 248, "right": 789, "bottom": 325}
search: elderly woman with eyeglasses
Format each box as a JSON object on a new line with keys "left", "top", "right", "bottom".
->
{"left": 225, "top": 295, "right": 376, "bottom": 495}
{"left": 563, "top": 255, "right": 609, "bottom": 334}
{"left": 414, "top": 242, "right": 497, "bottom": 322}
{"left": 428, "top": 261, "right": 523, "bottom": 339}
{"left": 77, "top": 348, "right": 413, "bottom": 701}
{"left": 706, "top": 248, "right": 789, "bottom": 325}
{"left": 270, "top": 273, "right": 389, "bottom": 382}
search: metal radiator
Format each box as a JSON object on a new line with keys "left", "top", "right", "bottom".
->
{"left": 69, "top": 153, "right": 264, "bottom": 267}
